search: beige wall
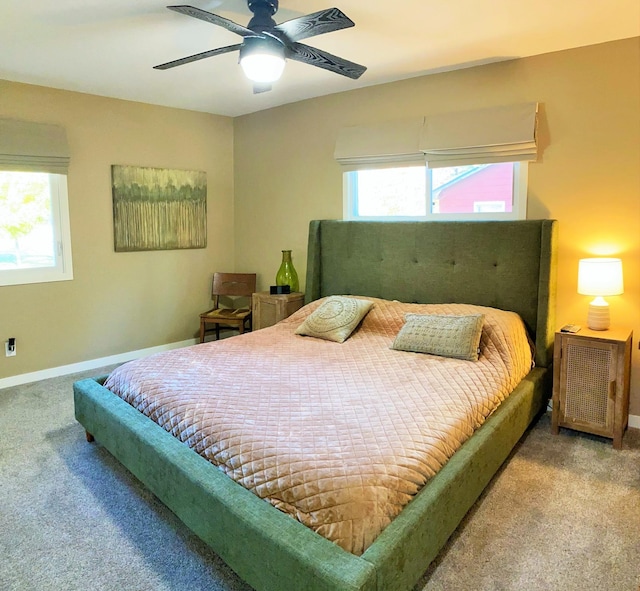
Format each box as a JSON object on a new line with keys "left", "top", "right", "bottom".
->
{"left": 0, "top": 81, "right": 234, "bottom": 378}
{"left": 233, "top": 38, "right": 640, "bottom": 414}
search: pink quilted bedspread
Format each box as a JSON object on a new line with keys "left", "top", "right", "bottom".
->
{"left": 104, "top": 298, "right": 532, "bottom": 555}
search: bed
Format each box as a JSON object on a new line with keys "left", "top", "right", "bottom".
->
{"left": 74, "top": 219, "right": 557, "bottom": 591}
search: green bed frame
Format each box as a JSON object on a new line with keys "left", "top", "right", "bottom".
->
{"left": 74, "top": 219, "right": 557, "bottom": 591}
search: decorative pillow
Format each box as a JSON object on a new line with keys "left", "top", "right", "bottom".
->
{"left": 391, "top": 313, "right": 485, "bottom": 361}
{"left": 295, "top": 296, "right": 374, "bottom": 343}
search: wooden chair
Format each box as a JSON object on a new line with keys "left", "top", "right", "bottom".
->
{"left": 199, "top": 272, "right": 257, "bottom": 343}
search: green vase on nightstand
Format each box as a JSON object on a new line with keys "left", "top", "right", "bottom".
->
{"left": 275, "top": 250, "right": 299, "bottom": 292}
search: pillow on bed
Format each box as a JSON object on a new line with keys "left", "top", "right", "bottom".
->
{"left": 391, "top": 313, "right": 485, "bottom": 361}
{"left": 295, "top": 296, "right": 374, "bottom": 343}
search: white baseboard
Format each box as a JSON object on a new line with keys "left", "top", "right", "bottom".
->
{"left": 0, "top": 338, "right": 197, "bottom": 390}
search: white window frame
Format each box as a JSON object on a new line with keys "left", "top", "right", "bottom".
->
{"left": 0, "top": 173, "right": 73, "bottom": 287}
{"left": 343, "top": 161, "right": 528, "bottom": 222}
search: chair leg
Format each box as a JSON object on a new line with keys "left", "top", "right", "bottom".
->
{"left": 215, "top": 323, "right": 220, "bottom": 340}
{"left": 199, "top": 320, "right": 206, "bottom": 343}
{"left": 239, "top": 322, "right": 245, "bottom": 335}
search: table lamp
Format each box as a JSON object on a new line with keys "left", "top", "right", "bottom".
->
{"left": 577, "top": 257, "right": 624, "bottom": 330}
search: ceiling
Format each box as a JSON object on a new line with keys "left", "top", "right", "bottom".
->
{"left": 2, "top": 0, "right": 639, "bottom": 117}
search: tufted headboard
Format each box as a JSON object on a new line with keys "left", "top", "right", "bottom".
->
{"left": 305, "top": 219, "right": 558, "bottom": 368}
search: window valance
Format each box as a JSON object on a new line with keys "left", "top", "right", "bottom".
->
{"left": 0, "top": 118, "right": 70, "bottom": 174}
{"left": 334, "top": 103, "right": 538, "bottom": 169}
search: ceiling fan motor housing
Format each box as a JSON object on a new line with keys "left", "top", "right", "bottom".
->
{"left": 239, "top": 34, "right": 285, "bottom": 61}
{"left": 248, "top": 0, "right": 279, "bottom": 17}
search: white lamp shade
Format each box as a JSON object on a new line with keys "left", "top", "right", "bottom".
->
{"left": 240, "top": 54, "right": 285, "bottom": 83}
{"left": 577, "top": 258, "right": 624, "bottom": 297}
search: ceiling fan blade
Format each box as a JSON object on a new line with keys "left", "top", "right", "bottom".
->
{"left": 167, "top": 5, "right": 254, "bottom": 38}
{"left": 288, "top": 42, "right": 366, "bottom": 79}
{"left": 274, "top": 8, "right": 354, "bottom": 42}
{"left": 153, "top": 43, "right": 242, "bottom": 70}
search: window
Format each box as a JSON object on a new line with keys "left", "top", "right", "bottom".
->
{"left": 344, "top": 161, "right": 528, "bottom": 221}
{"left": 336, "top": 103, "right": 538, "bottom": 222}
{"left": 0, "top": 171, "right": 73, "bottom": 286}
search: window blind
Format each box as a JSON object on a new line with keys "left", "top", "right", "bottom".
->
{"left": 419, "top": 103, "right": 538, "bottom": 168}
{"left": 334, "top": 117, "right": 425, "bottom": 170}
{"left": 0, "top": 118, "right": 70, "bottom": 174}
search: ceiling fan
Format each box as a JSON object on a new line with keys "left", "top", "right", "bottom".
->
{"left": 154, "top": 1, "right": 367, "bottom": 93}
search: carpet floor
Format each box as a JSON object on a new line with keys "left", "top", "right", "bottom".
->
{"left": 1, "top": 366, "right": 638, "bottom": 591}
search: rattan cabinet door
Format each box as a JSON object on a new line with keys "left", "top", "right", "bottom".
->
{"left": 557, "top": 337, "right": 617, "bottom": 435}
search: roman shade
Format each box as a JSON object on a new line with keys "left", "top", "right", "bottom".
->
{"left": 419, "top": 103, "right": 538, "bottom": 168}
{"left": 334, "top": 117, "right": 425, "bottom": 170}
{"left": 334, "top": 103, "right": 539, "bottom": 170}
{"left": 0, "top": 118, "right": 71, "bottom": 174}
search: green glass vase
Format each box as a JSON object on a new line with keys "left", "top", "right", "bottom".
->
{"left": 275, "top": 250, "right": 299, "bottom": 292}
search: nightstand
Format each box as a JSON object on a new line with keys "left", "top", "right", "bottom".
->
{"left": 552, "top": 327, "right": 633, "bottom": 449}
{"left": 252, "top": 291, "right": 305, "bottom": 330}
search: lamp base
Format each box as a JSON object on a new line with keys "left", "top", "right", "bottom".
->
{"left": 587, "top": 297, "right": 610, "bottom": 331}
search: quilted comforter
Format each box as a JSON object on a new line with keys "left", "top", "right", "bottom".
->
{"left": 104, "top": 298, "right": 533, "bottom": 555}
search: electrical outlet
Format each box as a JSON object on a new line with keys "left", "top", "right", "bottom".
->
{"left": 5, "top": 338, "right": 16, "bottom": 357}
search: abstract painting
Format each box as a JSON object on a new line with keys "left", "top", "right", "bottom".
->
{"left": 111, "top": 165, "right": 207, "bottom": 252}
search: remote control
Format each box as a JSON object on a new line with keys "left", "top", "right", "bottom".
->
{"left": 560, "top": 324, "right": 581, "bottom": 333}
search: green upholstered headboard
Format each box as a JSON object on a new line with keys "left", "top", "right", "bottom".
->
{"left": 305, "top": 220, "right": 558, "bottom": 368}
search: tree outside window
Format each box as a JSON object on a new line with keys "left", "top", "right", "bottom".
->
{"left": 0, "top": 171, "right": 55, "bottom": 270}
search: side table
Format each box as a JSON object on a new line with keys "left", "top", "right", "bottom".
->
{"left": 551, "top": 326, "right": 633, "bottom": 449}
{"left": 252, "top": 291, "right": 305, "bottom": 330}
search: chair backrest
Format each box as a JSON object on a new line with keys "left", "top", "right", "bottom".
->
{"left": 212, "top": 272, "right": 256, "bottom": 298}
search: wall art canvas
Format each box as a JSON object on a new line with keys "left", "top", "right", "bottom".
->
{"left": 111, "top": 165, "right": 207, "bottom": 252}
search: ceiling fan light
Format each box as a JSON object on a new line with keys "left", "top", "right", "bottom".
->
{"left": 240, "top": 53, "right": 285, "bottom": 83}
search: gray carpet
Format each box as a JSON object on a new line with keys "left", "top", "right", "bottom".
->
{"left": 1, "top": 367, "right": 638, "bottom": 591}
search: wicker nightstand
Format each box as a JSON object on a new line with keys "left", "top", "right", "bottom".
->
{"left": 551, "top": 327, "right": 633, "bottom": 449}
{"left": 252, "top": 291, "right": 305, "bottom": 330}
